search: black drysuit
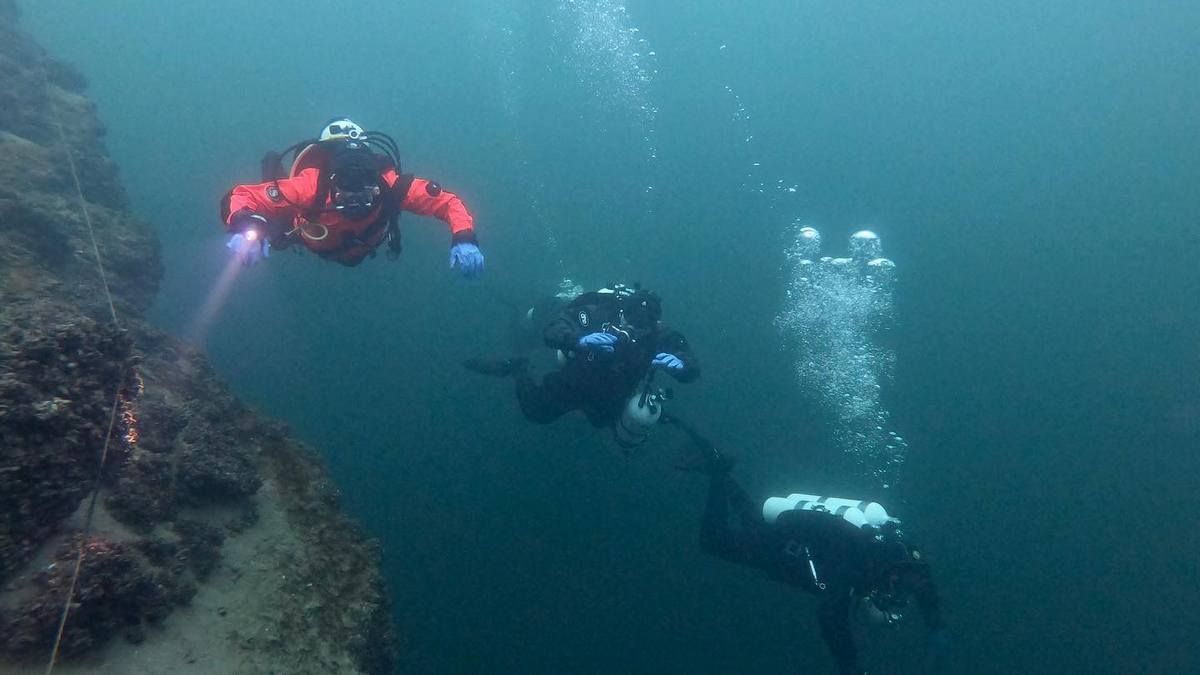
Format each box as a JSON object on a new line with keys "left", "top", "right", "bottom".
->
{"left": 701, "top": 472, "right": 944, "bottom": 675}
{"left": 515, "top": 290, "right": 698, "bottom": 426}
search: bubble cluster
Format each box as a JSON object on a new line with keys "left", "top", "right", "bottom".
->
{"left": 718, "top": 57, "right": 799, "bottom": 198}
{"left": 554, "top": 0, "right": 660, "bottom": 180}
{"left": 474, "top": 5, "right": 522, "bottom": 121}
{"left": 777, "top": 224, "right": 904, "bottom": 487}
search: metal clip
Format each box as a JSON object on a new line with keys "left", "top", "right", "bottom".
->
{"left": 804, "top": 546, "right": 826, "bottom": 591}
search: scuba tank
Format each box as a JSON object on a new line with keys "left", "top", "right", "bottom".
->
{"left": 762, "top": 493, "right": 895, "bottom": 529}
{"left": 614, "top": 373, "right": 671, "bottom": 448}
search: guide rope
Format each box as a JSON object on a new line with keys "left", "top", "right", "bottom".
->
{"left": 37, "top": 54, "right": 126, "bottom": 675}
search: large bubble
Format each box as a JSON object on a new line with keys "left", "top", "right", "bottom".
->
{"left": 777, "top": 223, "right": 904, "bottom": 487}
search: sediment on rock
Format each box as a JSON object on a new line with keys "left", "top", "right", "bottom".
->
{"left": 0, "top": 9, "right": 397, "bottom": 674}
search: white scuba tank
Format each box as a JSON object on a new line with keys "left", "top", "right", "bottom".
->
{"left": 614, "top": 387, "right": 663, "bottom": 447}
{"left": 762, "top": 493, "right": 894, "bottom": 529}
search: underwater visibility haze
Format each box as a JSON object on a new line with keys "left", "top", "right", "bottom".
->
{"left": 17, "top": 0, "right": 1200, "bottom": 672}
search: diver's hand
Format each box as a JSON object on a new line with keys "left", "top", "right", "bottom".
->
{"left": 449, "top": 242, "right": 484, "bottom": 279}
{"left": 651, "top": 352, "right": 684, "bottom": 373}
{"left": 226, "top": 232, "right": 270, "bottom": 266}
{"left": 577, "top": 332, "right": 619, "bottom": 354}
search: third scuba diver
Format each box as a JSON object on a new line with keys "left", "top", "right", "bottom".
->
{"left": 220, "top": 117, "right": 483, "bottom": 275}
{"left": 670, "top": 418, "right": 948, "bottom": 675}
{"left": 465, "top": 284, "right": 699, "bottom": 447}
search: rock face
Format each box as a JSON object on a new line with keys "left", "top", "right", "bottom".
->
{"left": 0, "top": 11, "right": 396, "bottom": 675}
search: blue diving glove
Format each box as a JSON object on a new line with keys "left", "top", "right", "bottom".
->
{"left": 577, "top": 332, "right": 619, "bottom": 353}
{"left": 652, "top": 352, "right": 684, "bottom": 372}
{"left": 449, "top": 242, "right": 484, "bottom": 279}
{"left": 226, "top": 232, "right": 270, "bottom": 266}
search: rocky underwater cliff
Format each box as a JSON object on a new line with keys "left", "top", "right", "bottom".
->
{"left": 0, "top": 3, "right": 397, "bottom": 673}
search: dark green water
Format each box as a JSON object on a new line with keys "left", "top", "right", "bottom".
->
{"left": 24, "top": 1, "right": 1200, "bottom": 672}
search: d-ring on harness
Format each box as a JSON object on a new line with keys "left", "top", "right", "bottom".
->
{"left": 289, "top": 220, "right": 330, "bottom": 241}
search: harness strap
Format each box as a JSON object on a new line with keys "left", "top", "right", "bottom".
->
{"left": 313, "top": 170, "right": 412, "bottom": 261}
{"left": 306, "top": 165, "right": 334, "bottom": 222}
{"left": 256, "top": 139, "right": 409, "bottom": 262}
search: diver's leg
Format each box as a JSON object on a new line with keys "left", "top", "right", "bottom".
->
{"left": 515, "top": 369, "right": 579, "bottom": 424}
{"left": 699, "top": 471, "right": 762, "bottom": 565}
{"left": 817, "top": 595, "right": 862, "bottom": 675}
{"left": 663, "top": 416, "right": 732, "bottom": 474}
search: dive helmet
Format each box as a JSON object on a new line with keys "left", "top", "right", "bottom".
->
{"left": 599, "top": 283, "right": 662, "bottom": 327}
{"left": 320, "top": 117, "right": 366, "bottom": 141}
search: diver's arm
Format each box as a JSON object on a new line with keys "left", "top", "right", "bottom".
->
{"left": 391, "top": 170, "right": 476, "bottom": 244}
{"left": 817, "top": 594, "right": 864, "bottom": 675}
{"left": 543, "top": 315, "right": 582, "bottom": 352}
{"left": 542, "top": 293, "right": 604, "bottom": 352}
{"left": 908, "top": 565, "right": 949, "bottom": 671}
{"left": 654, "top": 326, "right": 700, "bottom": 383}
{"left": 221, "top": 168, "right": 320, "bottom": 230}
{"left": 908, "top": 565, "right": 946, "bottom": 631}
{"left": 698, "top": 473, "right": 763, "bottom": 565}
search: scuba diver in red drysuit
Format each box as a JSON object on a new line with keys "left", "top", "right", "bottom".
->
{"left": 220, "top": 117, "right": 483, "bottom": 274}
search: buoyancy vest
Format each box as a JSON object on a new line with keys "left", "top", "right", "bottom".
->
{"left": 281, "top": 140, "right": 410, "bottom": 265}
{"left": 225, "top": 138, "right": 409, "bottom": 266}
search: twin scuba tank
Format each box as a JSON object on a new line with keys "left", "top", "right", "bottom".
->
{"left": 762, "top": 493, "right": 895, "bottom": 529}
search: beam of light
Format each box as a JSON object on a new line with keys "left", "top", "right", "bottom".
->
{"left": 185, "top": 253, "right": 246, "bottom": 346}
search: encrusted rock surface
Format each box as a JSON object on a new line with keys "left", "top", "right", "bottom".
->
{"left": 0, "top": 9, "right": 395, "bottom": 674}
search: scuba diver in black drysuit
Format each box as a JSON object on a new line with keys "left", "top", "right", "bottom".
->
{"left": 667, "top": 417, "right": 948, "bottom": 675}
{"left": 465, "top": 284, "right": 698, "bottom": 442}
